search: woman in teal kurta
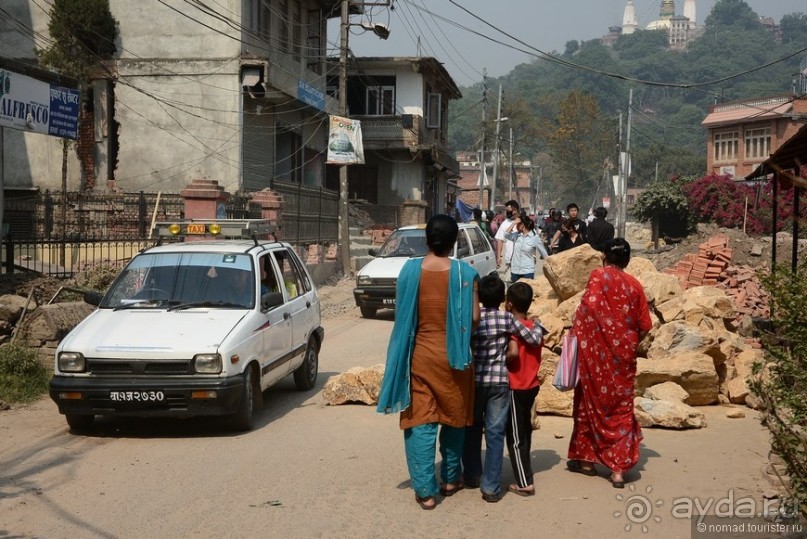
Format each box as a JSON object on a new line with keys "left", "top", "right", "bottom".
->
{"left": 377, "top": 215, "right": 480, "bottom": 510}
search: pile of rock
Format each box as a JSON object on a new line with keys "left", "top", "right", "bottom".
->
{"left": 323, "top": 243, "right": 768, "bottom": 431}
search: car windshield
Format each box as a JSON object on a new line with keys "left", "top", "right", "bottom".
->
{"left": 100, "top": 252, "right": 255, "bottom": 309}
{"left": 376, "top": 229, "right": 430, "bottom": 258}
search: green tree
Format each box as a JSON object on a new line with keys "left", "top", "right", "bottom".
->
{"left": 752, "top": 261, "right": 807, "bottom": 516}
{"left": 630, "top": 178, "right": 692, "bottom": 237}
{"left": 780, "top": 12, "right": 807, "bottom": 46}
{"left": 35, "top": 0, "right": 118, "bottom": 80}
{"left": 705, "top": 0, "right": 759, "bottom": 30}
{"left": 542, "top": 90, "right": 616, "bottom": 205}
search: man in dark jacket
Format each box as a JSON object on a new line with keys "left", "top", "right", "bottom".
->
{"left": 586, "top": 206, "right": 615, "bottom": 252}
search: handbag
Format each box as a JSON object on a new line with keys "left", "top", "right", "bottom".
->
{"left": 552, "top": 333, "right": 580, "bottom": 391}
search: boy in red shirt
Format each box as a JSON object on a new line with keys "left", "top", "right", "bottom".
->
{"left": 504, "top": 282, "right": 543, "bottom": 496}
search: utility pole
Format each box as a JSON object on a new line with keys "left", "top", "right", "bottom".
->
{"left": 490, "top": 84, "right": 503, "bottom": 209}
{"left": 508, "top": 126, "right": 514, "bottom": 201}
{"left": 480, "top": 69, "right": 488, "bottom": 208}
{"left": 617, "top": 89, "right": 633, "bottom": 239}
{"left": 338, "top": 0, "right": 351, "bottom": 276}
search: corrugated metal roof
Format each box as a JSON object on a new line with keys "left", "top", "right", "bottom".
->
{"left": 702, "top": 101, "right": 792, "bottom": 127}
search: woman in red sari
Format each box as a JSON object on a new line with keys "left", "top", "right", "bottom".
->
{"left": 567, "top": 238, "right": 652, "bottom": 488}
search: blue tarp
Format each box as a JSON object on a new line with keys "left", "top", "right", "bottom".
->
{"left": 455, "top": 198, "right": 476, "bottom": 223}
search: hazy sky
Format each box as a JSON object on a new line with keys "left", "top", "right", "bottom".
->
{"left": 331, "top": 0, "right": 807, "bottom": 87}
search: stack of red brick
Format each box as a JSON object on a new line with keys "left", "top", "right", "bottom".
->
{"left": 717, "top": 265, "right": 770, "bottom": 320}
{"left": 663, "top": 235, "right": 732, "bottom": 289}
{"left": 662, "top": 234, "right": 770, "bottom": 320}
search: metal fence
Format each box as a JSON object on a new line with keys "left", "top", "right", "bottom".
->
{"left": 273, "top": 181, "right": 339, "bottom": 245}
{"left": 2, "top": 186, "right": 339, "bottom": 277}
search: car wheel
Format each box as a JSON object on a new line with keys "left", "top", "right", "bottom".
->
{"left": 360, "top": 305, "right": 377, "bottom": 318}
{"left": 229, "top": 367, "right": 258, "bottom": 431}
{"left": 65, "top": 413, "right": 94, "bottom": 431}
{"left": 293, "top": 338, "right": 319, "bottom": 391}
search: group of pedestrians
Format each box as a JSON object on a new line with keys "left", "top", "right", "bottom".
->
{"left": 377, "top": 213, "right": 652, "bottom": 510}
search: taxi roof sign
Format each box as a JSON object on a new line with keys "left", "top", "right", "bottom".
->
{"left": 153, "top": 219, "right": 279, "bottom": 240}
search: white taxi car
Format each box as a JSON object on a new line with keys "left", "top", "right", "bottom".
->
{"left": 49, "top": 220, "right": 323, "bottom": 432}
{"left": 353, "top": 222, "right": 497, "bottom": 318}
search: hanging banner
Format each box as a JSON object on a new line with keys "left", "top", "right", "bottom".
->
{"left": 326, "top": 115, "right": 365, "bottom": 165}
{"left": 477, "top": 165, "right": 489, "bottom": 187}
{"left": 602, "top": 197, "right": 611, "bottom": 208}
{"left": 0, "top": 68, "right": 79, "bottom": 139}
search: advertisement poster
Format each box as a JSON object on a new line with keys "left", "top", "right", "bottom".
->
{"left": 326, "top": 115, "right": 365, "bottom": 165}
{"left": 0, "top": 68, "right": 79, "bottom": 140}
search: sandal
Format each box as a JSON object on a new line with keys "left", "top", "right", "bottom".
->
{"left": 439, "top": 483, "right": 464, "bottom": 497}
{"left": 609, "top": 474, "right": 625, "bottom": 489}
{"left": 507, "top": 483, "right": 535, "bottom": 497}
{"left": 567, "top": 460, "right": 597, "bottom": 476}
{"left": 415, "top": 495, "right": 436, "bottom": 510}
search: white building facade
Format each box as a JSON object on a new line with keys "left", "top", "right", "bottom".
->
{"left": 0, "top": 0, "right": 340, "bottom": 194}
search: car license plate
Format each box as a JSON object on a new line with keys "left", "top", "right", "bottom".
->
{"left": 110, "top": 391, "right": 165, "bottom": 402}
{"left": 383, "top": 298, "right": 395, "bottom": 305}
{"left": 186, "top": 223, "right": 206, "bottom": 234}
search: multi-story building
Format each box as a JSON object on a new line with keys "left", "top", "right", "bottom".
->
{"left": 327, "top": 56, "right": 462, "bottom": 217}
{"left": 0, "top": 0, "right": 342, "bottom": 193}
{"left": 702, "top": 95, "right": 807, "bottom": 181}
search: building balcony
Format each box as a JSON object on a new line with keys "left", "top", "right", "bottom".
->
{"left": 355, "top": 115, "right": 447, "bottom": 152}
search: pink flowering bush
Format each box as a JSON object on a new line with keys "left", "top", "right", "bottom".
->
{"left": 682, "top": 174, "right": 805, "bottom": 235}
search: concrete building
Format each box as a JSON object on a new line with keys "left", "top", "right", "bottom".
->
{"left": 701, "top": 95, "right": 807, "bottom": 180}
{"left": 327, "top": 56, "right": 462, "bottom": 217}
{"left": 456, "top": 151, "right": 536, "bottom": 213}
{"left": 0, "top": 0, "right": 341, "bottom": 194}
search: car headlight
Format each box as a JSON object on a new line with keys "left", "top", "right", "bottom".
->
{"left": 357, "top": 275, "right": 371, "bottom": 286}
{"left": 193, "top": 353, "right": 222, "bottom": 374}
{"left": 58, "top": 352, "right": 86, "bottom": 373}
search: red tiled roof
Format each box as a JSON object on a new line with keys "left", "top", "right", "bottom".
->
{"left": 702, "top": 101, "right": 792, "bottom": 127}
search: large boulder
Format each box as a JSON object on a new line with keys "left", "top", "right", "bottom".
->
{"left": 625, "top": 257, "right": 657, "bottom": 278}
{"left": 535, "top": 382, "right": 573, "bottom": 417}
{"left": 533, "top": 313, "right": 565, "bottom": 350}
{"left": 727, "top": 349, "right": 765, "bottom": 405}
{"left": 645, "top": 320, "right": 722, "bottom": 362}
{"left": 555, "top": 291, "right": 583, "bottom": 326}
{"left": 656, "top": 286, "right": 735, "bottom": 325}
{"left": 634, "top": 397, "right": 707, "bottom": 429}
{"left": 322, "top": 365, "right": 384, "bottom": 405}
{"left": 521, "top": 275, "right": 556, "bottom": 299}
{"left": 637, "top": 271, "right": 682, "bottom": 306}
{"left": 19, "top": 302, "right": 95, "bottom": 347}
{"left": 542, "top": 244, "right": 603, "bottom": 301}
{"left": 636, "top": 352, "right": 720, "bottom": 405}
{"left": 644, "top": 381, "right": 689, "bottom": 403}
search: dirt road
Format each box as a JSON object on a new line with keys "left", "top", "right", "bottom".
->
{"left": 0, "top": 293, "right": 782, "bottom": 538}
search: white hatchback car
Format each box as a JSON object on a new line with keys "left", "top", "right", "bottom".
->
{"left": 353, "top": 222, "right": 497, "bottom": 318}
{"left": 50, "top": 220, "right": 323, "bottom": 432}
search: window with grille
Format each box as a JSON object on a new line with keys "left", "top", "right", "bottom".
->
{"left": 292, "top": 4, "right": 302, "bottom": 61}
{"left": 426, "top": 93, "right": 442, "bottom": 129}
{"left": 365, "top": 86, "right": 395, "bottom": 115}
{"left": 713, "top": 131, "right": 738, "bottom": 162}
{"left": 278, "top": 1, "right": 289, "bottom": 53}
{"left": 744, "top": 127, "right": 771, "bottom": 160}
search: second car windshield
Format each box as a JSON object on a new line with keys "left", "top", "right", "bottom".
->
{"left": 377, "top": 230, "right": 429, "bottom": 257}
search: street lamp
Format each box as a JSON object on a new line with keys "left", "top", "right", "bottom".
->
{"left": 338, "top": 0, "right": 391, "bottom": 276}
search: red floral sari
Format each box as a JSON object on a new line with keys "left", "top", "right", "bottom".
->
{"left": 568, "top": 266, "right": 652, "bottom": 473}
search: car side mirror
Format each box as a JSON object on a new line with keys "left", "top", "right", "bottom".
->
{"left": 261, "top": 291, "right": 284, "bottom": 310}
{"left": 368, "top": 248, "right": 377, "bottom": 257}
{"left": 83, "top": 291, "right": 103, "bottom": 306}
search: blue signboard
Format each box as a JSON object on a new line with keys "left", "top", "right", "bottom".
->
{"left": 297, "top": 79, "right": 325, "bottom": 111}
{"left": 0, "top": 68, "right": 79, "bottom": 140}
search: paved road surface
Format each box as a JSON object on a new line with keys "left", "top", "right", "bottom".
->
{"left": 0, "top": 312, "right": 777, "bottom": 538}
